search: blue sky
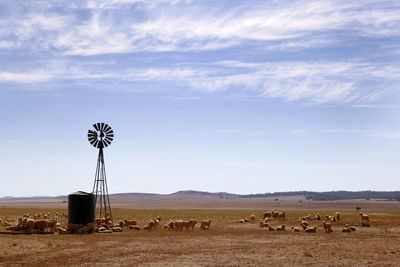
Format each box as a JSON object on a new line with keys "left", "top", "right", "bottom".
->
{"left": 0, "top": 0, "right": 399, "bottom": 197}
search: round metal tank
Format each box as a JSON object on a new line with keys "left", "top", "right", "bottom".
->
{"left": 68, "top": 191, "right": 95, "bottom": 225}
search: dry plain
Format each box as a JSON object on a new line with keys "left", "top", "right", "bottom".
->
{"left": 0, "top": 196, "right": 399, "bottom": 267}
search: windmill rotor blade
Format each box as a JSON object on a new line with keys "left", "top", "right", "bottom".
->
{"left": 100, "top": 123, "right": 105, "bottom": 131}
{"left": 88, "top": 132, "right": 97, "bottom": 140}
{"left": 102, "top": 140, "right": 109, "bottom": 147}
{"left": 93, "top": 123, "right": 99, "bottom": 131}
{"left": 105, "top": 138, "right": 113, "bottom": 145}
{"left": 104, "top": 139, "right": 111, "bottom": 146}
{"left": 89, "top": 139, "right": 97, "bottom": 145}
{"left": 88, "top": 137, "right": 97, "bottom": 143}
{"left": 88, "top": 129, "right": 98, "bottom": 146}
{"left": 89, "top": 141, "right": 97, "bottom": 147}
{"left": 104, "top": 136, "right": 113, "bottom": 143}
{"left": 104, "top": 124, "right": 111, "bottom": 133}
{"left": 92, "top": 140, "right": 98, "bottom": 147}
{"left": 88, "top": 133, "right": 97, "bottom": 139}
{"left": 106, "top": 133, "right": 114, "bottom": 138}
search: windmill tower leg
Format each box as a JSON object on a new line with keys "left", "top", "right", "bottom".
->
{"left": 93, "top": 148, "right": 113, "bottom": 226}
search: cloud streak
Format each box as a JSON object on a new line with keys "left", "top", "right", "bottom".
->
{"left": 0, "top": 71, "right": 52, "bottom": 83}
{"left": 321, "top": 129, "right": 400, "bottom": 139}
{"left": 1, "top": 60, "right": 399, "bottom": 104}
{"left": 0, "top": 1, "right": 399, "bottom": 104}
{"left": 0, "top": 1, "right": 399, "bottom": 54}
{"left": 61, "top": 1, "right": 400, "bottom": 54}
{"left": 290, "top": 128, "right": 400, "bottom": 139}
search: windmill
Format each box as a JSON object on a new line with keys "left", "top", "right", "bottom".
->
{"left": 88, "top": 122, "right": 114, "bottom": 225}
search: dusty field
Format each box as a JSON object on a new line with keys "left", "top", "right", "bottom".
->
{"left": 0, "top": 205, "right": 400, "bottom": 267}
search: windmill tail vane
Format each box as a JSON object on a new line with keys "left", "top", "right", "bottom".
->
{"left": 88, "top": 122, "right": 114, "bottom": 225}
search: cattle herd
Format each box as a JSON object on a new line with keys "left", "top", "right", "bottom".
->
{"left": 0, "top": 210, "right": 370, "bottom": 235}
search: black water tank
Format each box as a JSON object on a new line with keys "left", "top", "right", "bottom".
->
{"left": 68, "top": 191, "right": 95, "bottom": 225}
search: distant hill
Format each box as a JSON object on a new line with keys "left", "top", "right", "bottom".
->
{"left": 1, "top": 190, "right": 399, "bottom": 201}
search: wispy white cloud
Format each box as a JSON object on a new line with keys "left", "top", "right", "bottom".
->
{"left": 123, "top": 0, "right": 400, "bottom": 53}
{"left": 0, "top": 71, "right": 52, "bottom": 83}
{"left": 349, "top": 104, "right": 398, "bottom": 109}
{"left": 87, "top": 0, "right": 193, "bottom": 8}
{"left": 53, "top": 12, "right": 134, "bottom": 56}
{"left": 0, "top": 0, "right": 399, "bottom": 55}
{"left": 1, "top": 60, "right": 399, "bottom": 104}
{"left": 3, "top": 14, "right": 69, "bottom": 40}
{"left": 124, "top": 68, "right": 203, "bottom": 80}
{"left": 195, "top": 61, "right": 400, "bottom": 103}
{"left": 0, "top": 40, "right": 15, "bottom": 48}
{"left": 323, "top": 129, "right": 400, "bottom": 139}
{"left": 291, "top": 128, "right": 400, "bottom": 139}
{"left": 263, "top": 37, "right": 338, "bottom": 51}
{"left": 0, "top": 1, "right": 399, "bottom": 104}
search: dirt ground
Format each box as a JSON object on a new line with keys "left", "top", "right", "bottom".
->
{"left": 0, "top": 203, "right": 399, "bottom": 266}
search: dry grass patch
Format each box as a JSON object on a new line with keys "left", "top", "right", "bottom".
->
{"left": 0, "top": 207, "right": 399, "bottom": 266}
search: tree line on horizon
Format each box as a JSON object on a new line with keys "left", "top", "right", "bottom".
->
{"left": 240, "top": 190, "right": 400, "bottom": 201}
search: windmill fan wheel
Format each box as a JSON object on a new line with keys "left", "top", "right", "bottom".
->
{"left": 88, "top": 122, "right": 114, "bottom": 148}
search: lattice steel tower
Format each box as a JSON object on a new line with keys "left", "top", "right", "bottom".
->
{"left": 87, "top": 122, "right": 114, "bottom": 225}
